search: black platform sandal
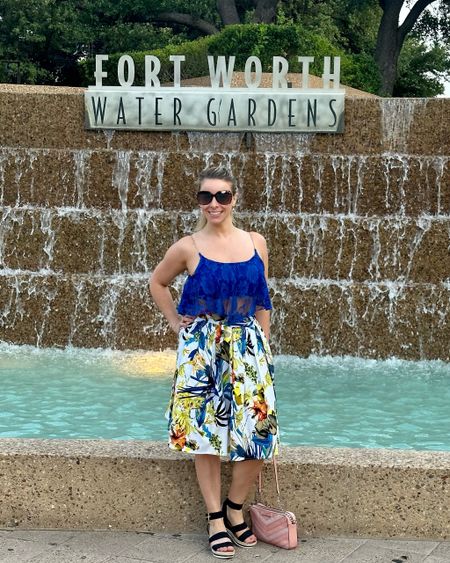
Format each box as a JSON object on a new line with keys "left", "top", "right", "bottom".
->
{"left": 222, "top": 498, "right": 257, "bottom": 548}
{"left": 207, "top": 510, "right": 235, "bottom": 559}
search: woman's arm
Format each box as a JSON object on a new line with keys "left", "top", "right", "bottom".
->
{"left": 149, "top": 239, "right": 190, "bottom": 334}
{"left": 255, "top": 308, "right": 271, "bottom": 341}
{"left": 252, "top": 232, "right": 271, "bottom": 341}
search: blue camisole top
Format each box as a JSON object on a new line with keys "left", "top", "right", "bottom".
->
{"left": 177, "top": 239, "right": 272, "bottom": 323}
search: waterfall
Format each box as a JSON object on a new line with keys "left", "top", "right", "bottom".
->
{"left": 0, "top": 92, "right": 449, "bottom": 359}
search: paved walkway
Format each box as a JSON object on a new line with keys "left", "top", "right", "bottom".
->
{"left": 0, "top": 529, "right": 450, "bottom": 563}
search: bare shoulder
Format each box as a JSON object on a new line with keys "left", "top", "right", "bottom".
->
{"left": 249, "top": 231, "right": 267, "bottom": 244}
{"left": 165, "top": 235, "right": 195, "bottom": 259}
{"left": 249, "top": 231, "right": 268, "bottom": 251}
{"left": 152, "top": 235, "right": 196, "bottom": 284}
{"left": 178, "top": 235, "right": 195, "bottom": 251}
{"left": 177, "top": 235, "right": 194, "bottom": 249}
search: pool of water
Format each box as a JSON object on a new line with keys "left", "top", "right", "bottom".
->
{"left": 1, "top": 343, "right": 449, "bottom": 451}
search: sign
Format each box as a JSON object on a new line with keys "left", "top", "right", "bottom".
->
{"left": 85, "top": 55, "right": 345, "bottom": 133}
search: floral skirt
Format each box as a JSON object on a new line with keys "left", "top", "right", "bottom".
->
{"left": 166, "top": 315, "right": 279, "bottom": 461}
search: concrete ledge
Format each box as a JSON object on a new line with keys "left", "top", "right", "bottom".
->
{"left": 0, "top": 439, "right": 449, "bottom": 539}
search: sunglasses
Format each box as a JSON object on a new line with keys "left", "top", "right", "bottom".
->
{"left": 197, "top": 190, "right": 233, "bottom": 205}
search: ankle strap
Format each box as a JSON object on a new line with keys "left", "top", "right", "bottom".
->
{"left": 207, "top": 510, "right": 223, "bottom": 520}
{"left": 225, "top": 498, "right": 243, "bottom": 510}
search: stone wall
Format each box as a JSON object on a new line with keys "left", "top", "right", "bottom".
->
{"left": 0, "top": 85, "right": 449, "bottom": 359}
{"left": 1, "top": 439, "right": 449, "bottom": 538}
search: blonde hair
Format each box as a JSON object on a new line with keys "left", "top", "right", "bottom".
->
{"left": 195, "top": 166, "right": 236, "bottom": 231}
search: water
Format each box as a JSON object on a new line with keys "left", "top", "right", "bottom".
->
{"left": 0, "top": 343, "right": 449, "bottom": 451}
{"left": 276, "top": 355, "right": 450, "bottom": 451}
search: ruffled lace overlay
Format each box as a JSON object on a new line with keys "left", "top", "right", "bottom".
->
{"left": 177, "top": 251, "right": 272, "bottom": 322}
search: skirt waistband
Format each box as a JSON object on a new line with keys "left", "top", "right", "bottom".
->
{"left": 194, "top": 314, "right": 256, "bottom": 327}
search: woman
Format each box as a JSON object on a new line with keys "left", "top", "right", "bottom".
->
{"left": 150, "top": 165, "right": 279, "bottom": 559}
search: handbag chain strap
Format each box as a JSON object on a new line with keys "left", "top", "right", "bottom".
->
{"left": 256, "top": 457, "right": 282, "bottom": 507}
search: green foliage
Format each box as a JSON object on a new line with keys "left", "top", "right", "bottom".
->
{"left": 0, "top": 0, "right": 86, "bottom": 84}
{"left": 1, "top": 0, "right": 448, "bottom": 96}
{"left": 394, "top": 39, "right": 450, "bottom": 97}
{"left": 202, "top": 23, "right": 341, "bottom": 74}
{"left": 93, "top": 23, "right": 180, "bottom": 54}
{"left": 337, "top": 0, "right": 381, "bottom": 53}
{"left": 275, "top": 0, "right": 381, "bottom": 52}
{"left": 276, "top": 0, "right": 344, "bottom": 46}
{"left": 410, "top": 0, "right": 450, "bottom": 44}
{"left": 0, "top": 0, "right": 188, "bottom": 85}
{"left": 340, "top": 52, "right": 380, "bottom": 94}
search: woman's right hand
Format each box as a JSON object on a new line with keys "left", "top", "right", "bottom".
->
{"left": 170, "top": 315, "right": 195, "bottom": 334}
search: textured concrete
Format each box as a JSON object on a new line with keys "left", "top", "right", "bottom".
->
{"left": 0, "top": 439, "right": 449, "bottom": 539}
{"left": 0, "top": 86, "right": 449, "bottom": 359}
{"left": 1, "top": 529, "right": 449, "bottom": 563}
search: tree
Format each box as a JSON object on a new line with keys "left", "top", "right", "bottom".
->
{"left": 0, "top": 0, "right": 181, "bottom": 84}
{"left": 375, "top": 0, "right": 450, "bottom": 95}
{"left": 276, "top": 0, "right": 380, "bottom": 53}
{"left": 1, "top": 0, "right": 448, "bottom": 95}
{"left": 0, "top": 0, "right": 85, "bottom": 83}
{"left": 278, "top": 0, "right": 449, "bottom": 96}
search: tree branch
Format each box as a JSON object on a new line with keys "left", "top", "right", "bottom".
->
{"left": 153, "top": 12, "right": 219, "bottom": 35}
{"left": 399, "top": 0, "right": 437, "bottom": 41}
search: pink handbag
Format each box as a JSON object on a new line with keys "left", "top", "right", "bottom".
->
{"left": 249, "top": 459, "right": 298, "bottom": 550}
{"left": 249, "top": 502, "right": 297, "bottom": 549}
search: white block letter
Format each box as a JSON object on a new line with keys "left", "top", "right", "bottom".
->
{"left": 170, "top": 55, "right": 185, "bottom": 88}
{"left": 272, "top": 56, "right": 289, "bottom": 89}
{"left": 298, "top": 56, "right": 314, "bottom": 88}
{"left": 208, "top": 56, "right": 235, "bottom": 88}
{"left": 118, "top": 55, "right": 135, "bottom": 87}
{"left": 322, "top": 56, "right": 341, "bottom": 89}
{"left": 145, "top": 55, "right": 161, "bottom": 88}
{"left": 94, "top": 55, "right": 109, "bottom": 87}
{"left": 244, "top": 56, "right": 262, "bottom": 88}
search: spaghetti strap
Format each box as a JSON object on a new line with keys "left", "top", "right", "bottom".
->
{"left": 190, "top": 235, "right": 200, "bottom": 255}
{"left": 248, "top": 232, "right": 256, "bottom": 249}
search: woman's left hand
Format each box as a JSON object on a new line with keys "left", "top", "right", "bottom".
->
{"left": 179, "top": 315, "right": 196, "bottom": 331}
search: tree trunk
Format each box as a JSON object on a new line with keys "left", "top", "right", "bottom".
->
{"left": 216, "top": 0, "right": 241, "bottom": 25}
{"left": 252, "top": 0, "right": 279, "bottom": 23}
{"left": 375, "top": 1, "right": 403, "bottom": 95}
{"left": 375, "top": 0, "right": 437, "bottom": 96}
